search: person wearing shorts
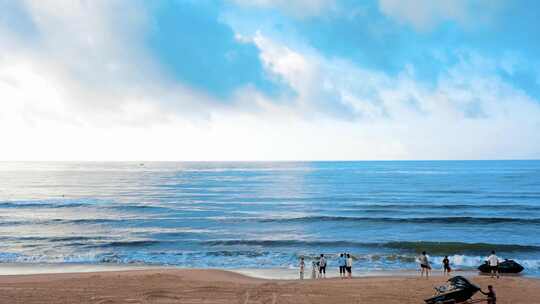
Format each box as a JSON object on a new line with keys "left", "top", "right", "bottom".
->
{"left": 443, "top": 256, "right": 451, "bottom": 275}
{"left": 318, "top": 254, "right": 327, "bottom": 278}
{"left": 311, "top": 260, "right": 318, "bottom": 279}
{"left": 346, "top": 253, "right": 353, "bottom": 278}
{"left": 338, "top": 253, "right": 346, "bottom": 278}
{"left": 418, "top": 251, "right": 431, "bottom": 278}
{"left": 487, "top": 251, "right": 499, "bottom": 279}
{"left": 299, "top": 257, "right": 305, "bottom": 280}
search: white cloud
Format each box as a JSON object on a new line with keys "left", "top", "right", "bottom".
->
{"left": 250, "top": 33, "right": 540, "bottom": 159}
{"left": 230, "top": 0, "right": 336, "bottom": 18}
{"left": 0, "top": 1, "right": 539, "bottom": 161}
{"left": 378, "top": 0, "right": 504, "bottom": 31}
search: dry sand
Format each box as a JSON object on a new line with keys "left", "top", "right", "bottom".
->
{"left": 0, "top": 269, "right": 538, "bottom": 304}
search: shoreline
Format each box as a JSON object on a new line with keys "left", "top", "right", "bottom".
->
{"left": 0, "top": 262, "right": 166, "bottom": 276}
{"left": 0, "top": 262, "right": 528, "bottom": 280}
{"left": 0, "top": 268, "right": 538, "bottom": 303}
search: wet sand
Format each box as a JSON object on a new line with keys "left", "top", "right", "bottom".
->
{"left": 0, "top": 269, "right": 538, "bottom": 304}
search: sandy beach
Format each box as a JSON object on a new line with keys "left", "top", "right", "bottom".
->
{"left": 0, "top": 269, "right": 538, "bottom": 304}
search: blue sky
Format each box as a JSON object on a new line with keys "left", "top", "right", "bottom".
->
{"left": 0, "top": 0, "right": 539, "bottom": 160}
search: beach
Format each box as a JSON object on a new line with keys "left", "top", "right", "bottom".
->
{"left": 0, "top": 268, "right": 538, "bottom": 304}
{"left": 1, "top": 161, "right": 539, "bottom": 303}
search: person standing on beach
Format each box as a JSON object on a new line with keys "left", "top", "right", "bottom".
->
{"left": 418, "top": 251, "right": 431, "bottom": 278}
{"left": 442, "top": 256, "right": 451, "bottom": 275}
{"left": 487, "top": 251, "right": 500, "bottom": 279}
{"left": 311, "top": 260, "right": 318, "bottom": 279}
{"left": 319, "top": 254, "right": 327, "bottom": 278}
{"left": 338, "top": 253, "right": 346, "bottom": 278}
{"left": 346, "top": 253, "right": 353, "bottom": 278}
{"left": 299, "top": 257, "right": 305, "bottom": 280}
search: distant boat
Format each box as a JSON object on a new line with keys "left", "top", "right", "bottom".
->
{"left": 478, "top": 259, "right": 524, "bottom": 274}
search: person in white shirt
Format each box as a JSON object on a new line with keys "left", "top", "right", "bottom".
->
{"left": 319, "top": 254, "right": 327, "bottom": 278}
{"left": 418, "top": 251, "right": 431, "bottom": 278}
{"left": 487, "top": 250, "right": 500, "bottom": 279}
{"left": 311, "top": 260, "right": 318, "bottom": 279}
{"left": 346, "top": 253, "right": 353, "bottom": 278}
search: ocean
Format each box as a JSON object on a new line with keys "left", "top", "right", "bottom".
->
{"left": 0, "top": 161, "right": 539, "bottom": 276}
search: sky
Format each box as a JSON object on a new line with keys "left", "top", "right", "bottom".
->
{"left": 1, "top": 0, "right": 539, "bottom": 161}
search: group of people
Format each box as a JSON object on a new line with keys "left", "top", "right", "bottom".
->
{"left": 298, "top": 253, "right": 353, "bottom": 280}
{"left": 417, "top": 250, "right": 501, "bottom": 280}
{"left": 299, "top": 250, "right": 503, "bottom": 281}
{"left": 420, "top": 250, "right": 498, "bottom": 304}
{"left": 297, "top": 250, "right": 498, "bottom": 303}
{"left": 417, "top": 251, "right": 457, "bottom": 278}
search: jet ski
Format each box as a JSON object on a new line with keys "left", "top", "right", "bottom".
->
{"left": 425, "top": 276, "right": 480, "bottom": 304}
{"left": 478, "top": 259, "right": 524, "bottom": 274}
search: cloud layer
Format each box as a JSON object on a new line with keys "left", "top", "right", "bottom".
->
{"left": 0, "top": 0, "right": 539, "bottom": 160}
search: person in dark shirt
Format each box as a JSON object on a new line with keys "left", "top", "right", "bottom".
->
{"left": 480, "top": 285, "right": 496, "bottom": 304}
{"left": 442, "top": 256, "right": 451, "bottom": 275}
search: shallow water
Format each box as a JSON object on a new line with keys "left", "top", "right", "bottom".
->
{"left": 0, "top": 161, "right": 539, "bottom": 276}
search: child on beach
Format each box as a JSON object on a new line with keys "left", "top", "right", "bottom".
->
{"left": 299, "top": 257, "right": 305, "bottom": 280}
{"left": 338, "top": 253, "right": 346, "bottom": 278}
{"left": 442, "top": 256, "right": 451, "bottom": 275}
{"left": 418, "top": 251, "right": 431, "bottom": 278}
{"left": 480, "top": 285, "right": 497, "bottom": 304}
{"left": 312, "top": 260, "right": 318, "bottom": 279}
{"left": 487, "top": 251, "right": 500, "bottom": 279}
{"left": 346, "top": 253, "right": 353, "bottom": 278}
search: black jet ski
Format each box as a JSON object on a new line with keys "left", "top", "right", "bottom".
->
{"left": 425, "top": 276, "right": 480, "bottom": 304}
{"left": 478, "top": 259, "right": 524, "bottom": 274}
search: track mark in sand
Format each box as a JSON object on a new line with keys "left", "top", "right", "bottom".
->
{"left": 243, "top": 290, "right": 250, "bottom": 304}
{"left": 242, "top": 290, "right": 279, "bottom": 304}
{"left": 143, "top": 290, "right": 180, "bottom": 303}
{"left": 271, "top": 292, "right": 277, "bottom": 304}
{"left": 91, "top": 296, "right": 117, "bottom": 304}
{"left": 93, "top": 299, "right": 116, "bottom": 304}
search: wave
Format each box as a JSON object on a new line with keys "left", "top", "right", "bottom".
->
{"left": 203, "top": 240, "right": 540, "bottom": 254}
{"left": 3, "top": 215, "right": 539, "bottom": 228}
{"left": 0, "top": 250, "right": 537, "bottom": 273}
{"left": 424, "top": 190, "right": 478, "bottom": 194}
{"left": 108, "top": 205, "right": 172, "bottom": 212}
{"left": 381, "top": 241, "right": 540, "bottom": 254}
{"left": 97, "top": 240, "right": 164, "bottom": 248}
{"left": 56, "top": 218, "right": 123, "bottom": 225}
{"left": 258, "top": 216, "right": 540, "bottom": 224}
{"left": 341, "top": 203, "right": 540, "bottom": 211}
{"left": 204, "top": 240, "right": 365, "bottom": 247}
{"left": 0, "top": 236, "right": 106, "bottom": 242}
{"left": 0, "top": 218, "right": 127, "bottom": 227}
{"left": 0, "top": 201, "right": 89, "bottom": 209}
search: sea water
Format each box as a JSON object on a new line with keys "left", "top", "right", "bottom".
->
{"left": 0, "top": 161, "right": 539, "bottom": 276}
